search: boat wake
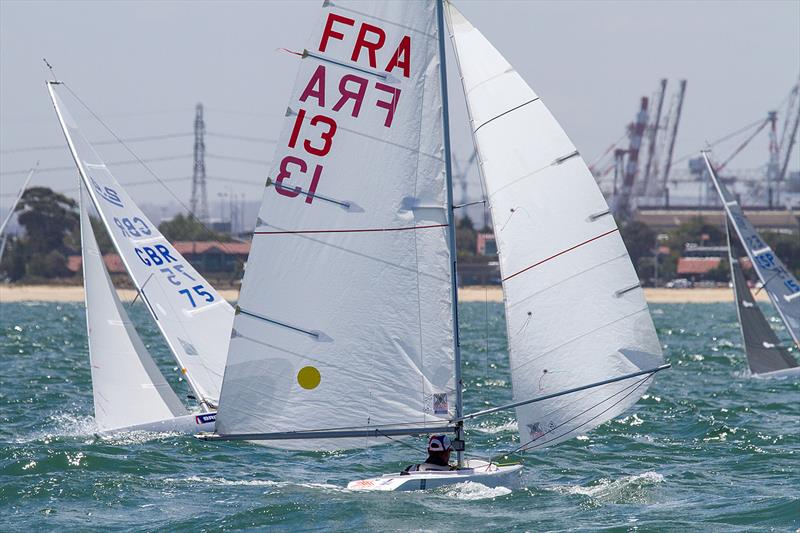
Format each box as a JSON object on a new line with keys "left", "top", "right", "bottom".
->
{"left": 551, "top": 471, "right": 664, "bottom": 504}
{"left": 165, "top": 475, "right": 345, "bottom": 493}
{"left": 438, "top": 481, "right": 512, "bottom": 500}
{"left": 473, "top": 420, "right": 518, "bottom": 434}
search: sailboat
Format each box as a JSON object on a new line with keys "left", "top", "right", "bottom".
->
{"left": 0, "top": 166, "right": 36, "bottom": 265}
{"left": 197, "top": 0, "right": 668, "bottom": 491}
{"left": 704, "top": 153, "right": 800, "bottom": 378}
{"left": 47, "top": 82, "right": 233, "bottom": 431}
{"left": 79, "top": 184, "right": 216, "bottom": 433}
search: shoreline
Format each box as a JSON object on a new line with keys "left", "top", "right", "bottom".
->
{"left": 0, "top": 284, "right": 767, "bottom": 304}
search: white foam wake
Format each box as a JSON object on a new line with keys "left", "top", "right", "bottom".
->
{"left": 440, "top": 481, "right": 512, "bottom": 500}
{"left": 551, "top": 471, "right": 664, "bottom": 503}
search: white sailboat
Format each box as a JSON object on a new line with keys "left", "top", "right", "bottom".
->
{"left": 47, "top": 83, "right": 232, "bottom": 430}
{"left": 705, "top": 154, "right": 800, "bottom": 378}
{"left": 0, "top": 166, "right": 36, "bottom": 265}
{"left": 79, "top": 184, "right": 216, "bottom": 433}
{"left": 198, "top": 0, "right": 668, "bottom": 491}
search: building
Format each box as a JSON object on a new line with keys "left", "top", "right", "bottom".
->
{"left": 68, "top": 241, "right": 251, "bottom": 278}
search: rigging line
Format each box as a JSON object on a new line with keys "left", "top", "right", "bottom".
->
{"left": 0, "top": 132, "right": 194, "bottom": 154}
{"left": 502, "top": 228, "right": 619, "bottom": 282}
{"left": 376, "top": 428, "right": 427, "bottom": 455}
{"left": 499, "top": 373, "right": 653, "bottom": 460}
{"left": 60, "top": 82, "right": 239, "bottom": 256}
{"left": 520, "top": 374, "right": 653, "bottom": 453}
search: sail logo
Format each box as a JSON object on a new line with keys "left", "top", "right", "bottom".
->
{"left": 195, "top": 413, "right": 217, "bottom": 425}
{"left": 433, "top": 393, "right": 448, "bottom": 415}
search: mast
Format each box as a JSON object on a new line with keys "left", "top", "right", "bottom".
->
{"left": 436, "top": 0, "right": 464, "bottom": 465}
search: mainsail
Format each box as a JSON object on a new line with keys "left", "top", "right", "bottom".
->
{"left": 704, "top": 153, "right": 800, "bottom": 348}
{"left": 79, "top": 185, "right": 188, "bottom": 431}
{"left": 47, "top": 83, "right": 233, "bottom": 408}
{"left": 215, "top": 0, "right": 456, "bottom": 449}
{"left": 446, "top": 3, "right": 663, "bottom": 449}
{"left": 726, "top": 221, "right": 798, "bottom": 375}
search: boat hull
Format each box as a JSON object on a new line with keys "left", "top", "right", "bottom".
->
{"left": 347, "top": 459, "right": 522, "bottom": 492}
{"left": 98, "top": 412, "right": 216, "bottom": 436}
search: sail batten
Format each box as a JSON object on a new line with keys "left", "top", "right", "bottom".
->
{"left": 446, "top": 2, "right": 663, "bottom": 449}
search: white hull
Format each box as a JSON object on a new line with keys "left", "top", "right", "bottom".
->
{"left": 752, "top": 366, "right": 800, "bottom": 379}
{"left": 347, "top": 459, "right": 522, "bottom": 492}
{"left": 98, "top": 412, "right": 216, "bottom": 436}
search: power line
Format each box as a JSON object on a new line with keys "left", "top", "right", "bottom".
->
{"left": 206, "top": 153, "right": 271, "bottom": 166}
{"left": 0, "top": 132, "right": 193, "bottom": 154}
{"left": 0, "top": 154, "right": 191, "bottom": 177}
{"left": 206, "top": 132, "right": 277, "bottom": 144}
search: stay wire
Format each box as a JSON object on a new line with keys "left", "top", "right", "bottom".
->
{"left": 61, "top": 82, "right": 239, "bottom": 254}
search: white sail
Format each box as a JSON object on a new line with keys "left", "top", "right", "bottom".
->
{"left": 446, "top": 3, "right": 663, "bottom": 450}
{"left": 0, "top": 166, "right": 36, "bottom": 263}
{"left": 48, "top": 83, "right": 233, "bottom": 407}
{"left": 704, "top": 153, "right": 800, "bottom": 348}
{"left": 80, "top": 185, "right": 188, "bottom": 431}
{"left": 215, "top": 0, "right": 455, "bottom": 449}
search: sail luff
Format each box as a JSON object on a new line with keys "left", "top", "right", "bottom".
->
{"left": 46, "top": 81, "right": 231, "bottom": 408}
{"left": 435, "top": 0, "right": 464, "bottom": 462}
{"left": 703, "top": 152, "right": 800, "bottom": 348}
{"left": 0, "top": 166, "right": 36, "bottom": 236}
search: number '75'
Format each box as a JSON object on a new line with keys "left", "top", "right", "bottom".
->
{"left": 179, "top": 285, "right": 214, "bottom": 308}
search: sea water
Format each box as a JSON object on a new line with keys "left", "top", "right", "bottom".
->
{"left": 1, "top": 301, "right": 798, "bottom": 531}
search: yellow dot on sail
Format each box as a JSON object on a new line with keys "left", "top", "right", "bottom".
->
{"left": 297, "top": 366, "right": 321, "bottom": 390}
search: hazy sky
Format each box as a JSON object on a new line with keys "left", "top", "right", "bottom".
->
{"left": 1, "top": 0, "right": 798, "bottom": 213}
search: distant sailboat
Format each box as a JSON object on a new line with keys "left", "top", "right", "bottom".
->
{"left": 0, "top": 166, "right": 36, "bottom": 265}
{"left": 705, "top": 153, "right": 800, "bottom": 377}
{"left": 48, "top": 82, "right": 231, "bottom": 431}
{"left": 198, "top": 0, "right": 668, "bottom": 491}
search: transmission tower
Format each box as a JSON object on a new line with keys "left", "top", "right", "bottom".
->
{"left": 190, "top": 103, "right": 209, "bottom": 223}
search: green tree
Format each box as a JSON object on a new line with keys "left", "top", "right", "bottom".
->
{"left": 158, "top": 213, "right": 231, "bottom": 242}
{"left": 15, "top": 187, "right": 78, "bottom": 256}
{"left": 456, "top": 216, "right": 477, "bottom": 256}
{"left": 620, "top": 221, "right": 655, "bottom": 273}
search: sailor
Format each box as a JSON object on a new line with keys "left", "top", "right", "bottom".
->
{"left": 402, "top": 435, "right": 456, "bottom": 474}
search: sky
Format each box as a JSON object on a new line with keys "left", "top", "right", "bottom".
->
{"left": 1, "top": 0, "right": 798, "bottom": 217}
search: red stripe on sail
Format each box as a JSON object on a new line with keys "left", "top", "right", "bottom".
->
{"left": 502, "top": 228, "right": 620, "bottom": 282}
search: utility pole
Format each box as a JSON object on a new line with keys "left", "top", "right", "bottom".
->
{"left": 191, "top": 103, "right": 209, "bottom": 223}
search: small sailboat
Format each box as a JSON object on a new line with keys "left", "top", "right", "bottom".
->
{"left": 0, "top": 165, "right": 36, "bottom": 264}
{"left": 47, "top": 82, "right": 233, "bottom": 431}
{"left": 198, "top": 0, "right": 668, "bottom": 491}
{"left": 79, "top": 184, "right": 216, "bottom": 433}
{"left": 704, "top": 153, "right": 800, "bottom": 377}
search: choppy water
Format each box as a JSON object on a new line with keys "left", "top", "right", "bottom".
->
{"left": 1, "top": 301, "right": 798, "bottom": 531}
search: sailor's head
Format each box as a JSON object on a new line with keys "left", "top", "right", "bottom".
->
{"left": 427, "top": 435, "right": 453, "bottom": 456}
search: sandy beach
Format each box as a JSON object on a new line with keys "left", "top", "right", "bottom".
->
{"left": 0, "top": 284, "right": 768, "bottom": 304}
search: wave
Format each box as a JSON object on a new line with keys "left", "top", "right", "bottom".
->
{"left": 164, "top": 475, "right": 345, "bottom": 492}
{"left": 551, "top": 471, "right": 664, "bottom": 504}
{"left": 438, "top": 481, "right": 512, "bottom": 500}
